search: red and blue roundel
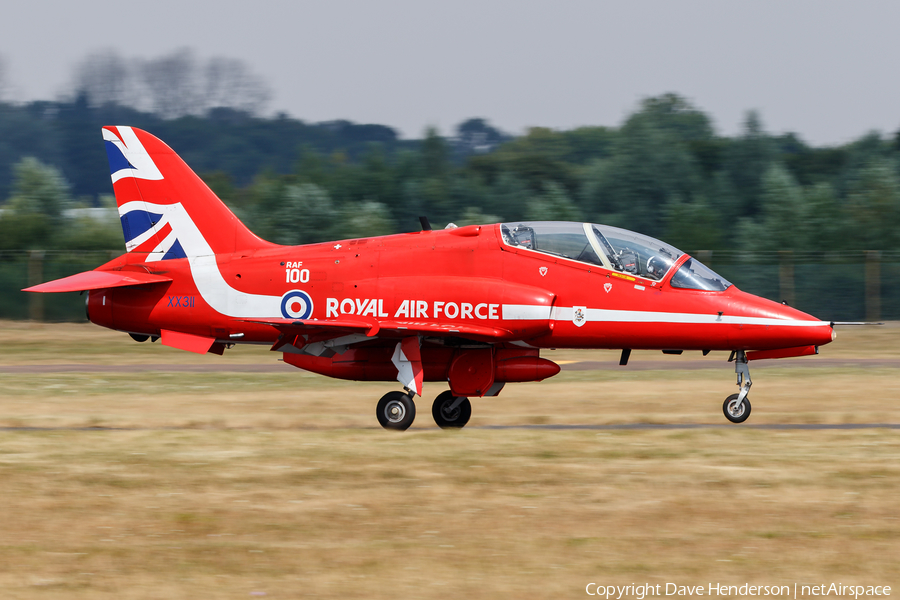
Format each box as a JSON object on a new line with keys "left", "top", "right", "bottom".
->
{"left": 281, "top": 290, "right": 314, "bottom": 319}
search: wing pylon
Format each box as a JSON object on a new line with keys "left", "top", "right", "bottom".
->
{"left": 243, "top": 317, "right": 518, "bottom": 348}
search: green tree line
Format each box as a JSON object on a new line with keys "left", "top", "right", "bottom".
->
{"left": 3, "top": 93, "right": 900, "bottom": 258}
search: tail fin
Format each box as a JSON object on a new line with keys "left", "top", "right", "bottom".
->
{"left": 102, "top": 126, "right": 275, "bottom": 260}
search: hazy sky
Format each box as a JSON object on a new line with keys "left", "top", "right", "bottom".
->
{"left": 1, "top": 0, "right": 898, "bottom": 145}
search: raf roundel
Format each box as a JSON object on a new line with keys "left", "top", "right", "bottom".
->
{"left": 280, "top": 290, "right": 314, "bottom": 319}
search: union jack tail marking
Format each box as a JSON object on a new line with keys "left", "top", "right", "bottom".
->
{"left": 102, "top": 126, "right": 275, "bottom": 259}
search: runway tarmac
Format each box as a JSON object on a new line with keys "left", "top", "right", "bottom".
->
{"left": 1, "top": 357, "right": 898, "bottom": 374}
{"left": 3, "top": 355, "right": 897, "bottom": 431}
{"left": 1, "top": 423, "right": 898, "bottom": 431}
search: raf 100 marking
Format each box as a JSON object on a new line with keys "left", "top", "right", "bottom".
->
{"left": 285, "top": 267, "right": 310, "bottom": 284}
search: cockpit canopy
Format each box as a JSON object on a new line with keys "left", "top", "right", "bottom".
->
{"left": 500, "top": 221, "right": 731, "bottom": 291}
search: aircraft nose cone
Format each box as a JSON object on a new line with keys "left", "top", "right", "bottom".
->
{"left": 727, "top": 289, "right": 834, "bottom": 350}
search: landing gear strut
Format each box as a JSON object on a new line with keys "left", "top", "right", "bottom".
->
{"left": 724, "top": 350, "right": 752, "bottom": 423}
{"left": 376, "top": 391, "right": 416, "bottom": 430}
{"left": 432, "top": 391, "right": 472, "bottom": 429}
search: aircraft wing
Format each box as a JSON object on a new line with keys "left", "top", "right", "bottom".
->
{"left": 242, "top": 317, "right": 516, "bottom": 347}
{"left": 22, "top": 270, "right": 173, "bottom": 293}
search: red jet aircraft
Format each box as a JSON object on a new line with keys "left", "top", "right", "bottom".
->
{"left": 25, "top": 127, "right": 836, "bottom": 429}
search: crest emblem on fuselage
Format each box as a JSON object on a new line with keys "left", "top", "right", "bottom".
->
{"left": 604, "top": 282, "right": 612, "bottom": 293}
{"left": 539, "top": 266, "right": 548, "bottom": 276}
{"left": 573, "top": 306, "right": 587, "bottom": 327}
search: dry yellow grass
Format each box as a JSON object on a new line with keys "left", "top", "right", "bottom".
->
{"left": 1, "top": 430, "right": 898, "bottom": 599}
{"left": 0, "top": 321, "right": 898, "bottom": 598}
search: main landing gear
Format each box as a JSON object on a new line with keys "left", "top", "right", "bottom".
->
{"left": 376, "top": 391, "right": 416, "bottom": 431}
{"left": 723, "top": 350, "right": 752, "bottom": 423}
{"left": 375, "top": 390, "right": 473, "bottom": 430}
{"left": 432, "top": 390, "right": 472, "bottom": 429}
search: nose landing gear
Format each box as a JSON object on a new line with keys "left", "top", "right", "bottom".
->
{"left": 723, "top": 350, "right": 752, "bottom": 423}
{"left": 723, "top": 393, "right": 751, "bottom": 423}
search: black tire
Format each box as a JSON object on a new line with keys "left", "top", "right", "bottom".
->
{"left": 376, "top": 391, "right": 416, "bottom": 430}
{"left": 129, "top": 333, "right": 150, "bottom": 343}
{"left": 432, "top": 390, "right": 472, "bottom": 429}
{"left": 723, "top": 393, "right": 751, "bottom": 423}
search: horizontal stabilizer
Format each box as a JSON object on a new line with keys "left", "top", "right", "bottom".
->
{"left": 22, "top": 270, "right": 173, "bottom": 293}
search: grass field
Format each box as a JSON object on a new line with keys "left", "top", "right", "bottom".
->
{"left": 0, "top": 321, "right": 898, "bottom": 598}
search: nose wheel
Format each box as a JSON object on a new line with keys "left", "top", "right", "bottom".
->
{"left": 724, "top": 350, "right": 752, "bottom": 423}
{"left": 432, "top": 390, "right": 472, "bottom": 429}
{"left": 376, "top": 391, "right": 416, "bottom": 430}
{"left": 723, "top": 393, "right": 751, "bottom": 423}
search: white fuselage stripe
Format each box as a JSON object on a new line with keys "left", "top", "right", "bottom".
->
{"left": 502, "top": 304, "right": 552, "bottom": 320}
{"left": 119, "top": 200, "right": 282, "bottom": 318}
{"left": 498, "top": 304, "right": 828, "bottom": 328}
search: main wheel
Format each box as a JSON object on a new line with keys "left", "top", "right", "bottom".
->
{"left": 432, "top": 391, "right": 472, "bottom": 429}
{"left": 376, "top": 391, "right": 416, "bottom": 430}
{"left": 723, "top": 393, "right": 751, "bottom": 423}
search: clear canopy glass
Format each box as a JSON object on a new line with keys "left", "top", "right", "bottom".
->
{"left": 592, "top": 223, "right": 682, "bottom": 281}
{"left": 500, "top": 221, "right": 731, "bottom": 290}
{"left": 501, "top": 221, "right": 605, "bottom": 266}
{"left": 669, "top": 258, "right": 732, "bottom": 291}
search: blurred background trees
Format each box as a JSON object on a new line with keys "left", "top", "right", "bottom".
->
{"left": 69, "top": 48, "right": 271, "bottom": 118}
{"left": 5, "top": 49, "right": 900, "bottom": 320}
{"left": 0, "top": 55, "right": 9, "bottom": 103}
{"left": 2, "top": 49, "right": 900, "bottom": 261}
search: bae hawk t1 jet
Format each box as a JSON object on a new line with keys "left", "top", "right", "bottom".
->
{"left": 25, "top": 127, "right": 836, "bottom": 429}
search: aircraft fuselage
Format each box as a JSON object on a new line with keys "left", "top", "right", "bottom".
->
{"left": 88, "top": 223, "right": 834, "bottom": 355}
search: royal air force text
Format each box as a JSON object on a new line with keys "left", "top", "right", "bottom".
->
{"left": 325, "top": 298, "right": 500, "bottom": 320}
{"left": 285, "top": 259, "right": 501, "bottom": 321}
